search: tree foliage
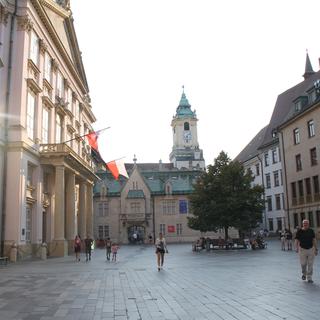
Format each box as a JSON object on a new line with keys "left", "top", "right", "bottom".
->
{"left": 188, "top": 151, "right": 264, "bottom": 239}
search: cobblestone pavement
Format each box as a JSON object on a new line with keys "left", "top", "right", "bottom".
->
{"left": 0, "top": 239, "right": 320, "bottom": 320}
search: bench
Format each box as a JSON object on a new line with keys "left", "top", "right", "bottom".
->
{"left": 208, "top": 239, "right": 248, "bottom": 250}
{"left": 0, "top": 256, "right": 8, "bottom": 266}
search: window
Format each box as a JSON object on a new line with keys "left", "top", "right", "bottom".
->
{"left": 42, "top": 108, "right": 49, "bottom": 143}
{"left": 308, "top": 120, "right": 315, "bottom": 137}
{"left": 316, "top": 210, "right": 320, "bottom": 227}
{"left": 184, "top": 122, "right": 190, "bottom": 130}
{"left": 268, "top": 218, "right": 274, "bottom": 231}
{"left": 44, "top": 52, "right": 51, "bottom": 82}
{"left": 298, "top": 180, "right": 304, "bottom": 197}
{"left": 272, "top": 149, "right": 278, "bottom": 164}
{"left": 98, "top": 226, "right": 103, "bottom": 239}
{"left": 275, "top": 194, "right": 281, "bottom": 210}
{"left": 55, "top": 114, "right": 62, "bottom": 143}
{"left": 295, "top": 154, "right": 302, "bottom": 171}
{"left": 104, "top": 225, "right": 109, "bottom": 238}
{"left": 277, "top": 218, "right": 282, "bottom": 231}
{"left": 75, "top": 100, "right": 80, "bottom": 121}
{"left": 27, "top": 164, "right": 34, "bottom": 187}
{"left": 264, "top": 152, "right": 269, "bottom": 167}
{"left": 26, "top": 205, "right": 32, "bottom": 243}
{"left": 267, "top": 196, "right": 272, "bottom": 211}
{"left": 56, "top": 72, "right": 64, "bottom": 98}
{"left": 179, "top": 200, "right": 188, "bottom": 214}
{"left": 176, "top": 223, "right": 182, "bottom": 235}
{"left": 66, "top": 88, "right": 72, "bottom": 110}
{"left": 265, "top": 173, "right": 271, "bottom": 189}
{"left": 305, "top": 178, "right": 311, "bottom": 195}
{"left": 310, "top": 148, "right": 317, "bottom": 166}
{"left": 300, "top": 212, "right": 305, "bottom": 224}
{"left": 273, "top": 171, "right": 279, "bottom": 187}
{"left": 130, "top": 202, "right": 141, "bottom": 213}
{"left": 160, "top": 224, "right": 165, "bottom": 235}
{"left": 98, "top": 202, "right": 108, "bottom": 217}
{"left": 294, "top": 213, "right": 299, "bottom": 228}
{"left": 29, "top": 30, "right": 39, "bottom": 64}
{"left": 308, "top": 212, "right": 314, "bottom": 227}
{"left": 313, "top": 175, "right": 319, "bottom": 194}
{"left": 291, "top": 182, "right": 297, "bottom": 198}
{"left": 293, "top": 128, "right": 300, "bottom": 144}
{"left": 27, "top": 91, "right": 36, "bottom": 139}
{"left": 162, "top": 200, "right": 176, "bottom": 215}
{"left": 255, "top": 163, "right": 260, "bottom": 176}
{"left": 280, "top": 169, "right": 283, "bottom": 185}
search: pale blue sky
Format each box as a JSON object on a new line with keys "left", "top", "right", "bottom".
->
{"left": 72, "top": 0, "right": 320, "bottom": 165}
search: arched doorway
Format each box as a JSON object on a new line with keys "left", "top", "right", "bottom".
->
{"left": 127, "top": 225, "right": 145, "bottom": 244}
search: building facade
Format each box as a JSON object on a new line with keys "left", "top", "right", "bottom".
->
{"left": 279, "top": 75, "right": 320, "bottom": 239}
{"left": 0, "top": 0, "right": 98, "bottom": 259}
{"left": 93, "top": 91, "right": 236, "bottom": 243}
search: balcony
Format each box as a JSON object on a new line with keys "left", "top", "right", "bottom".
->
{"left": 39, "top": 143, "right": 95, "bottom": 176}
{"left": 298, "top": 196, "right": 305, "bottom": 205}
{"left": 120, "top": 213, "right": 146, "bottom": 223}
{"left": 292, "top": 198, "right": 297, "bottom": 206}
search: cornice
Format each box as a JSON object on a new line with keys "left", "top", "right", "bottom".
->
{"left": 40, "top": 0, "right": 70, "bottom": 19}
{"left": 30, "top": 0, "right": 87, "bottom": 95}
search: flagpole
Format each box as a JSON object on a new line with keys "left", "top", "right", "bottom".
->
{"left": 62, "top": 126, "right": 110, "bottom": 145}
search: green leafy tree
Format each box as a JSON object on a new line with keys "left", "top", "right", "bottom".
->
{"left": 188, "top": 151, "right": 264, "bottom": 239}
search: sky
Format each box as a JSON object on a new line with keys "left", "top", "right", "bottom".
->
{"left": 72, "top": 0, "right": 320, "bottom": 165}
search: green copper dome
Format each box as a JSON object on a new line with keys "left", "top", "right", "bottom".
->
{"left": 175, "top": 90, "right": 196, "bottom": 118}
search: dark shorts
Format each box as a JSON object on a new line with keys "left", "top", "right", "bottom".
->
{"left": 156, "top": 248, "right": 165, "bottom": 254}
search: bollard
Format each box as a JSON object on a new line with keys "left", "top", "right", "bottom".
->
{"left": 41, "top": 242, "right": 47, "bottom": 260}
{"left": 10, "top": 243, "right": 17, "bottom": 263}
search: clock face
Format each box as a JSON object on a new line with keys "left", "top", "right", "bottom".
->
{"left": 183, "top": 131, "right": 191, "bottom": 143}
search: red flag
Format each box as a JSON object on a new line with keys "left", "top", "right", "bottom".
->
{"left": 106, "top": 159, "right": 129, "bottom": 180}
{"left": 85, "top": 131, "right": 99, "bottom": 151}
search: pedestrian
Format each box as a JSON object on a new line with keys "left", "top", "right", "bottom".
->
{"left": 285, "top": 229, "right": 293, "bottom": 251}
{"left": 280, "top": 230, "right": 286, "bottom": 251}
{"left": 105, "top": 237, "right": 112, "bottom": 261}
{"left": 155, "top": 232, "right": 168, "bottom": 271}
{"left": 111, "top": 243, "right": 119, "bottom": 262}
{"left": 84, "top": 235, "right": 93, "bottom": 261}
{"left": 295, "top": 219, "right": 318, "bottom": 283}
{"left": 148, "top": 233, "right": 153, "bottom": 244}
{"left": 74, "top": 235, "right": 81, "bottom": 262}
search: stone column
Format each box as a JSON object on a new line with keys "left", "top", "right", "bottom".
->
{"left": 78, "top": 182, "right": 87, "bottom": 239}
{"left": 66, "top": 172, "right": 76, "bottom": 253}
{"left": 51, "top": 166, "right": 67, "bottom": 256}
{"left": 86, "top": 183, "right": 93, "bottom": 238}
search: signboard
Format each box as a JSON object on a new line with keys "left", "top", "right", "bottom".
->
{"left": 168, "top": 225, "right": 175, "bottom": 233}
{"left": 179, "top": 200, "right": 188, "bottom": 214}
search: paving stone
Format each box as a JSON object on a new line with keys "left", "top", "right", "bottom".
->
{"left": 0, "top": 240, "right": 319, "bottom": 320}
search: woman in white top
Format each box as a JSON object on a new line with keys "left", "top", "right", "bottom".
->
{"left": 155, "top": 232, "right": 168, "bottom": 271}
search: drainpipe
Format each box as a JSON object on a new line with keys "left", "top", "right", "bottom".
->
{"left": 280, "top": 132, "right": 291, "bottom": 230}
{"left": 257, "top": 154, "right": 266, "bottom": 229}
{"left": 152, "top": 196, "right": 155, "bottom": 244}
{"left": 1, "top": 0, "right": 18, "bottom": 257}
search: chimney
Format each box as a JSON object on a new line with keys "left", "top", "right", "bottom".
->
{"left": 159, "top": 159, "right": 163, "bottom": 170}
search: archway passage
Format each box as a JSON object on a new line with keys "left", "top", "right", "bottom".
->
{"left": 127, "top": 225, "right": 145, "bottom": 244}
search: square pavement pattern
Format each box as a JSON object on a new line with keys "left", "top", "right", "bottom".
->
{"left": 0, "top": 240, "right": 319, "bottom": 320}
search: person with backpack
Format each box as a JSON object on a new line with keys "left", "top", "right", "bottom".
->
{"left": 155, "top": 232, "right": 168, "bottom": 271}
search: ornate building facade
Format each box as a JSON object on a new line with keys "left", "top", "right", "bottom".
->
{"left": 0, "top": 0, "right": 98, "bottom": 259}
{"left": 93, "top": 91, "right": 236, "bottom": 244}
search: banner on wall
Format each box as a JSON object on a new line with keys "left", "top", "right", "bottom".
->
{"left": 168, "top": 225, "right": 175, "bottom": 233}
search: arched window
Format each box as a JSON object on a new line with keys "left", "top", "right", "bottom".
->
{"left": 184, "top": 122, "right": 190, "bottom": 130}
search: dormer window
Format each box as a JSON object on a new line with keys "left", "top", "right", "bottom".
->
{"left": 165, "top": 182, "right": 172, "bottom": 195}
{"left": 293, "top": 96, "right": 308, "bottom": 112}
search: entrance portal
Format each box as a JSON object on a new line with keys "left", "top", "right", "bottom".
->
{"left": 127, "top": 225, "right": 145, "bottom": 244}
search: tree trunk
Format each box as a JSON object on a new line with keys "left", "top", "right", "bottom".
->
{"left": 224, "top": 226, "right": 229, "bottom": 240}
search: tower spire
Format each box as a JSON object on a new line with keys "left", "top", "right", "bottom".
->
{"left": 303, "top": 50, "right": 315, "bottom": 80}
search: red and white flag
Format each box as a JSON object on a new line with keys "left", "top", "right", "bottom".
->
{"left": 106, "top": 159, "right": 129, "bottom": 180}
{"left": 85, "top": 131, "right": 100, "bottom": 151}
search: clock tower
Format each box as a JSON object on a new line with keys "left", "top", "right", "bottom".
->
{"left": 169, "top": 88, "right": 205, "bottom": 170}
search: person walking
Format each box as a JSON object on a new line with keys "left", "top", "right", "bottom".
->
{"left": 84, "top": 235, "right": 93, "bottom": 261}
{"left": 295, "top": 219, "right": 318, "bottom": 283}
{"left": 74, "top": 235, "right": 81, "bottom": 262}
{"left": 155, "top": 232, "right": 168, "bottom": 271}
{"left": 105, "top": 237, "right": 112, "bottom": 261}
{"left": 111, "top": 243, "right": 119, "bottom": 262}
{"left": 285, "top": 229, "right": 293, "bottom": 251}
